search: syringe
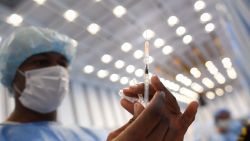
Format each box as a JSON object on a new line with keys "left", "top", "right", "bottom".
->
{"left": 144, "top": 40, "right": 150, "bottom": 106}
{"left": 118, "top": 39, "right": 150, "bottom": 107}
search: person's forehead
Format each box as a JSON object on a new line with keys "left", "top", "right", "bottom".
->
{"left": 19, "top": 52, "right": 68, "bottom": 68}
{"left": 28, "top": 52, "right": 67, "bottom": 61}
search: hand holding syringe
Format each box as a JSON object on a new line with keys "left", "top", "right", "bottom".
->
{"left": 119, "top": 39, "right": 150, "bottom": 107}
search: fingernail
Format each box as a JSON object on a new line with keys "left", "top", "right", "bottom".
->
{"left": 152, "top": 74, "right": 157, "bottom": 79}
{"left": 193, "top": 101, "right": 199, "bottom": 109}
{"left": 154, "top": 75, "right": 160, "bottom": 81}
{"left": 122, "top": 87, "right": 129, "bottom": 90}
{"left": 122, "top": 88, "right": 130, "bottom": 92}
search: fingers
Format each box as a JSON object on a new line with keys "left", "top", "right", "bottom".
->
{"left": 121, "top": 98, "right": 135, "bottom": 114}
{"left": 108, "top": 102, "right": 145, "bottom": 141}
{"left": 181, "top": 101, "right": 199, "bottom": 129}
{"left": 120, "top": 98, "right": 146, "bottom": 115}
{"left": 107, "top": 120, "right": 132, "bottom": 141}
{"left": 151, "top": 75, "right": 181, "bottom": 114}
{"left": 124, "top": 91, "right": 166, "bottom": 137}
{"left": 147, "top": 118, "right": 169, "bottom": 141}
{"left": 134, "top": 102, "right": 144, "bottom": 117}
{"left": 123, "top": 83, "right": 155, "bottom": 98}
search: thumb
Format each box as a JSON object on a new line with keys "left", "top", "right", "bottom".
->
{"left": 107, "top": 102, "right": 144, "bottom": 141}
{"left": 181, "top": 101, "right": 199, "bottom": 129}
{"left": 134, "top": 102, "right": 145, "bottom": 117}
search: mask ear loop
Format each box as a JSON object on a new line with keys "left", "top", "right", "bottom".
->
{"left": 17, "top": 69, "right": 25, "bottom": 77}
{"left": 13, "top": 84, "right": 23, "bottom": 95}
{"left": 12, "top": 69, "right": 26, "bottom": 95}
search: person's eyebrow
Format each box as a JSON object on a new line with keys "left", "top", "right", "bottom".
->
{"left": 60, "top": 56, "right": 67, "bottom": 62}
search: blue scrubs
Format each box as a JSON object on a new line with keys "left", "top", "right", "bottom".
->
{"left": 0, "top": 121, "right": 107, "bottom": 141}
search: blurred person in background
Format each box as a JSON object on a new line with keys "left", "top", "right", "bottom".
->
{"left": 0, "top": 26, "right": 198, "bottom": 141}
{"left": 209, "top": 109, "right": 242, "bottom": 141}
{"left": 238, "top": 122, "right": 250, "bottom": 141}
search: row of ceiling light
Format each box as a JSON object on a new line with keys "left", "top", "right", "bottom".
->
{"left": 79, "top": 0, "right": 234, "bottom": 102}
{"left": 5, "top": 0, "right": 215, "bottom": 45}
{"left": 2, "top": 0, "right": 235, "bottom": 102}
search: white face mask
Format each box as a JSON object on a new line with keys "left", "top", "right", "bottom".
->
{"left": 217, "top": 119, "right": 231, "bottom": 129}
{"left": 14, "top": 66, "right": 69, "bottom": 114}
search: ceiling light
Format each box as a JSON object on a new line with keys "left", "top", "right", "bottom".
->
{"left": 194, "top": 0, "right": 206, "bottom": 11}
{"left": 160, "top": 78, "right": 165, "bottom": 83}
{"left": 121, "top": 42, "right": 132, "bottom": 52}
{"left": 214, "top": 73, "right": 226, "bottom": 84}
{"left": 83, "top": 65, "right": 94, "bottom": 74}
{"left": 206, "top": 91, "right": 215, "bottom": 100}
{"left": 0, "top": 36, "right": 2, "bottom": 43}
{"left": 6, "top": 14, "right": 23, "bottom": 26}
{"left": 183, "top": 35, "right": 193, "bottom": 44}
{"left": 167, "top": 16, "right": 179, "bottom": 27}
{"left": 135, "top": 69, "right": 144, "bottom": 77}
{"left": 162, "top": 45, "right": 173, "bottom": 55}
{"left": 170, "top": 82, "right": 180, "bottom": 91}
{"left": 71, "top": 39, "right": 78, "bottom": 47}
{"left": 190, "top": 67, "right": 201, "bottom": 78}
{"left": 149, "top": 73, "right": 153, "bottom": 79}
{"left": 205, "top": 61, "right": 218, "bottom": 75}
{"left": 101, "top": 54, "right": 112, "bottom": 64}
{"left": 95, "top": 0, "right": 102, "bottom": 2}
{"left": 87, "top": 23, "right": 100, "bottom": 35}
{"left": 200, "top": 13, "right": 212, "bottom": 23}
{"left": 129, "top": 79, "right": 138, "bottom": 86}
{"left": 176, "top": 74, "right": 192, "bottom": 86}
{"left": 133, "top": 50, "right": 144, "bottom": 59}
{"left": 142, "top": 29, "right": 155, "bottom": 40}
{"left": 126, "top": 65, "right": 135, "bottom": 73}
{"left": 179, "top": 87, "right": 199, "bottom": 99}
{"left": 120, "top": 77, "right": 129, "bottom": 85}
{"left": 164, "top": 80, "right": 180, "bottom": 91}
{"left": 113, "top": 5, "right": 127, "bottom": 18}
{"left": 225, "top": 85, "right": 233, "bottom": 93}
{"left": 63, "top": 10, "right": 78, "bottom": 22}
{"left": 149, "top": 56, "right": 154, "bottom": 64}
{"left": 172, "top": 92, "right": 194, "bottom": 103}
{"left": 215, "top": 88, "right": 224, "bottom": 96}
{"left": 110, "top": 74, "right": 120, "bottom": 82}
{"left": 205, "top": 23, "right": 215, "bottom": 33}
{"left": 33, "top": 0, "right": 46, "bottom": 5}
{"left": 176, "top": 74, "right": 183, "bottom": 82}
{"left": 183, "top": 79, "right": 192, "bottom": 86}
{"left": 202, "top": 77, "right": 214, "bottom": 88}
{"left": 154, "top": 38, "right": 165, "bottom": 48}
{"left": 97, "top": 70, "right": 109, "bottom": 78}
{"left": 222, "top": 57, "right": 232, "bottom": 69}
{"left": 176, "top": 26, "right": 186, "bottom": 36}
{"left": 191, "top": 83, "right": 204, "bottom": 93}
{"left": 227, "top": 68, "right": 237, "bottom": 79}
{"left": 115, "top": 60, "right": 125, "bottom": 69}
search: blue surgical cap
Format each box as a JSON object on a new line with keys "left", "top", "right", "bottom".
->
{"left": 0, "top": 26, "right": 77, "bottom": 93}
{"left": 214, "top": 109, "right": 231, "bottom": 119}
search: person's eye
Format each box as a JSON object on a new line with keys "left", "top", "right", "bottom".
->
{"left": 59, "top": 60, "right": 68, "bottom": 68}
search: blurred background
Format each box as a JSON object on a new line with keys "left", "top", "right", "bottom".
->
{"left": 0, "top": 0, "right": 249, "bottom": 140}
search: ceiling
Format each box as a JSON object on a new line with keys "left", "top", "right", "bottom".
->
{"left": 0, "top": 0, "right": 240, "bottom": 104}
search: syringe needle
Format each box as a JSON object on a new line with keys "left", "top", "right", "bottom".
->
{"left": 144, "top": 40, "right": 150, "bottom": 106}
{"left": 144, "top": 65, "right": 149, "bottom": 106}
